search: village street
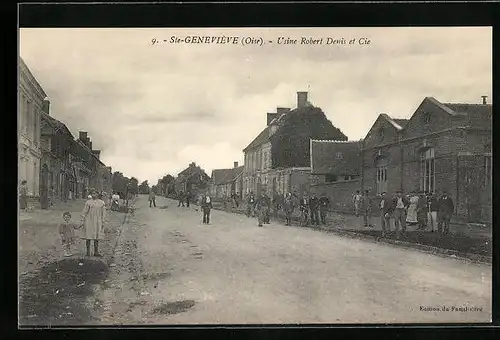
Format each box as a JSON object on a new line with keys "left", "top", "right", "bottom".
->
{"left": 88, "top": 195, "right": 491, "bottom": 325}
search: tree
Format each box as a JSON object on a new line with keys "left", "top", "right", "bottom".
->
{"left": 138, "top": 180, "right": 150, "bottom": 194}
{"left": 129, "top": 177, "right": 139, "bottom": 195}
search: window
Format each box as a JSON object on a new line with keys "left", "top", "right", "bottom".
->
{"left": 423, "top": 112, "right": 431, "bottom": 124}
{"left": 420, "top": 148, "right": 435, "bottom": 193}
{"left": 325, "top": 175, "right": 337, "bottom": 182}
{"left": 335, "top": 152, "right": 343, "bottom": 160}
{"left": 485, "top": 155, "right": 492, "bottom": 187}
{"left": 376, "top": 157, "right": 388, "bottom": 195}
{"left": 378, "top": 128, "right": 385, "bottom": 140}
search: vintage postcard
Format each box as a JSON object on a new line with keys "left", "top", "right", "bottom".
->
{"left": 18, "top": 26, "right": 492, "bottom": 326}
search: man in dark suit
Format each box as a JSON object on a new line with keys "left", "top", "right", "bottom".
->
{"left": 392, "top": 189, "right": 409, "bottom": 239}
{"left": 319, "top": 193, "right": 330, "bottom": 225}
{"left": 309, "top": 193, "right": 320, "bottom": 226}
{"left": 438, "top": 191, "right": 454, "bottom": 235}
{"left": 256, "top": 192, "right": 271, "bottom": 227}
{"left": 379, "top": 192, "right": 392, "bottom": 237}
{"left": 201, "top": 192, "right": 213, "bottom": 224}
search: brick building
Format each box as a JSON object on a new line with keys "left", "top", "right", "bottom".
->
{"left": 19, "top": 58, "right": 45, "bottom": 199}
{"left": 310, "top": 140, "right": 362, "bottom": 213}
{"left": 361, "top": 96, "right": 492, "bottom": 223}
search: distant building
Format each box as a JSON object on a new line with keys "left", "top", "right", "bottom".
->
{"left": 310, "top": 140, "right": 362, "bottom": 213}
{"left": 175, "top": 162, "right": 211, "bottom": 198}
{"left": 210, "top": 162, "right": 244, "bottom": 199}
{"left": 40, "top": 109, "right": 76, "bottom": 202}
{"left": 361, "top": 96, "right": 492, "bottom": 223}
{"left": 242, "top": 91, "right": 347, "bottom": 199}
{"left": 19, "top": 58, "right": 45, "bottom": 198}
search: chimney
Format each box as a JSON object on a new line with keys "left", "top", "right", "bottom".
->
{"left": 481, "top": 95, "right": 488, "bottom": 104}
{"left": 92, "top": 150, "right": 101, "bottom": 159}
{"left": 297, "top": 91, "right": 308, "bottom": 109}
{"left": 79, "top": 131, "right": 87, "bottom": 141}
{"left": 277, "top": 107, "right": 291, "bottom": 115}
{"left": 42, "top": 100, "right": 50, "bottom": 115}
{"left": 234, "top": 161, "right": 239, "bottom": 168}
{"left": 267, "top": 112, "right": 278, "bottom": 125}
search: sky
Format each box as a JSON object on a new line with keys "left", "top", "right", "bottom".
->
{"left": 19, "top": 27, "right": 491, "bottom": 184}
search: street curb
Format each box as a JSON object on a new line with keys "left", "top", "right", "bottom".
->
{"left": 212, "top": 206, "right": 492, "bottom": 265}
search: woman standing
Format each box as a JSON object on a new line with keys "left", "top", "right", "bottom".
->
{"left": 19, "top": 180, "right": 28, "bottom": 211}
{"left": 80, "top": 189, "right": 106, "bottom": 257}
{"left": 406, "top": 191, "right": 419, "bottom": 225}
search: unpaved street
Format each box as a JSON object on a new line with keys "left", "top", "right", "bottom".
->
{"left": 92, "top": 195, "right": 491, "bottom": 324}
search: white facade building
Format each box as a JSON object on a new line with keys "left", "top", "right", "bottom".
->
{"left": 19, "top": 58, "right": 46, "bottom": 197}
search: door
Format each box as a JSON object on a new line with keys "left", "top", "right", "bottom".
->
{"left": 40, "top": 164, "right": 49, "bottom": 209}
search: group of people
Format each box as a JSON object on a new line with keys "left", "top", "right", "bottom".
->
{"left": 244, "top": 191, "right": 330, "bottom": 228}
{"left": 353, "top": 189, "right": 455, "bottom": 238}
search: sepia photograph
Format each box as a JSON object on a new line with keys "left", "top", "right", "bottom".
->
{"left": 18, "top": 26, "right": 492, "bottom": 326}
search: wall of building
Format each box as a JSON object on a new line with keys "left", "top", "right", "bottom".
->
{"left": 311, "top": 177, "right": 361, "bottom": 214}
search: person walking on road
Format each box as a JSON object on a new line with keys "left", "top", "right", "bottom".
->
{"left": 19, "top": 180, "right": 28, "bottom": 211}
{"left": 427, "top": 192, "right": 439, "bottom": 232}
{"left": 438, "top": 191, "right": 454, "bottom": 235}
{"left": 246, "top": 192, "right": 256, "bottom": 217}
{"left": 283, "top": 192, "right": 295, "bottom": 226}
{"left": 379, "top": 192, "right": 392, "bottom": 237}
{"left": 201, "top": 193, "right": 212, "bottom": 224}
{"left": 362, "top": 190, "right": 373, "bottom": 227}
{"left": 178, "top": 191, "right": 185, "bottom": 207}
{"left": 353, "top": 190, "right": 362, "bottom": 217}
{"left": 186, "top": 191, "right": 191, "bottom": 208}
{"left": 392, "top": 189, "right": 409, "bottom": 239}
{"left": 309, "top": 193, "right": 320, "bottom": 226}
{"left": 319, "top": 193, "right": 330, "bottom": 225}
{"left": 149, "top": 189, "right": 156, "bottom": 208}
{"left": 256, "top": 192, "right": 271, "bottom": 227}
{"left": 78, "top": 189, "right": 106, "bottom": 257}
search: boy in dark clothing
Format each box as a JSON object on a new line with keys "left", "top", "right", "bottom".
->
{"left": 379, "top": 192, "right": 392, "bottom": 237}
{"left": 283, "top": 193, "right": 295, "bottom": 226}
{"left": 438, "top": 192, "right": 454, "bottom": 235}
{"left": 309, "top": 194, "right": 320, "bottom": 226}
{"left": 318, "top": 193, "right": 330, "bottom": 225}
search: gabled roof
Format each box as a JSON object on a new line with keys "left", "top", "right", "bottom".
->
{"left": 380, "top": 113, "right": 408, "bottom": 131}
{"left": 178, "top": 164, "right": 210, "bottom": 180}
{"left": 41, "top": 112, "right": 73, "bottom": 137}
{"left": 442, "top": 102, "right": 492, "bottom": 129}
{"left": 211, "top": 166, "right": 244, "bottom": 185}
{"left": 243, "top": 126, "right": 270, "bottom": 152}
{"left": 310, "top": 139, "right": 361, "bottom": 175}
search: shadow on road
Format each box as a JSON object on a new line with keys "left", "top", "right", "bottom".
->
{"left": 19, "top": 258, "right": 109, "bottom": 326}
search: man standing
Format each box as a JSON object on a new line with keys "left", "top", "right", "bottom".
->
{"left": 353, "top": 190, "right": 362, "bottom": 217}
{"left": 283, "top": 192, "right": 295, "bottom": 226}
{"left": 379, "top": 192, "right": 392, "bottom": 237}
{"left": 186, "top": 191, "right": 191, "bottom": 207}
{"left": 201, "top": 192, "right": 212, "bottom": 224}
{"left": 256, "top": 192, "right": 271, "bottom": 227}
{"left": 178, "top": 191, "right": 185, "bottom": 207}
{"left": 438, "top": 191, "right": 454, "bottom": 235}
{"left": 362, "top": 190, "right": 373, "bottom": 227}
{"left": 319, "top": 193, "right": 330, "bottom": 225}
{"left": 392, "top": 189, "right": 409, "bottom": 239}
{"left": 309, "top": 193, "right": 320, "bottom": 226}
{"left": 299, "top": 194, "right": 310, "bottom": 227}
{"left": 427, "top": 192, "right": 439, "bottom": 232}
{"left": 246, "top": 192, "right": 256, "bottom": 217}
{"left": 416, "top": 191, "right": 428, "bottom": 230}
{"left": 263, "top": 192, "right": 271, "bottom": 224}
{"left": 149, "top": 189, "right": 156, "bottom": 208}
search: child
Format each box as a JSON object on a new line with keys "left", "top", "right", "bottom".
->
{"left": 59, "top": 212, "right": 77, "bottom": 257}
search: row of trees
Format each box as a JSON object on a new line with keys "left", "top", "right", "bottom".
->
{"left": 111, "top": 171, "right": 139, "bottom": 198}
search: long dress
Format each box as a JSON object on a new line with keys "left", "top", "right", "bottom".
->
{"left": 81, "top": 198, "right": 106, "bottom": 240}
{"left": 406, "top": 195, "right": 419, "bottom": 223}
{"left": 19, "top": 184, "right": 28, "bottom": 210}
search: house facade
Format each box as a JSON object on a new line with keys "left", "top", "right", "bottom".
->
{"left": 242, "top": 91, "right": 348, "bottom": 199}
{"left": 19, "top": 58, "right": 45, "bottom": 198}
{"left": 361, "top": 96, "right": 492, "bottom": 223}
{"left": 40, "top": 109, "right": 76, "bottom": 203}
{"left": 310, "top": 140, "right": 362, "bottom": 213}
{"left": 210, "top": 162, "right": 244, "bottom": 199}
{"left": 175, "top": 162, "right": 211, "bottom": 198}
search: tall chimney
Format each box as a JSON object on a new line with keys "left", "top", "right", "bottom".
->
{"left": 234, "top": 161, "right": 239, "bottom": 168}
{"left": 42, "top": 100, "right": 50, "bottom": 115}
{"left": 88, "top": 140, "right": 92, "bottom": 150}
{"left": 481, "top": 95, "right": 488, "bottom": 104}
{"left": 267, "top": 112, "right": 278, "bottom": 125}
{"left": 297, "top": 91, "right": 308, "bottom": 109}
{"left": 79, "top": 131, "right": 87, "bottom": 141}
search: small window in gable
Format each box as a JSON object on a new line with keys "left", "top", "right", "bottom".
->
{"left": 378, "top": 128, "right": 385, "bottom": 140}
{"left": 423, "top": 112, "right": 431, "bottom": 124}
{"left": 335, "top": 152, "right": 343, "bottom": 160}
